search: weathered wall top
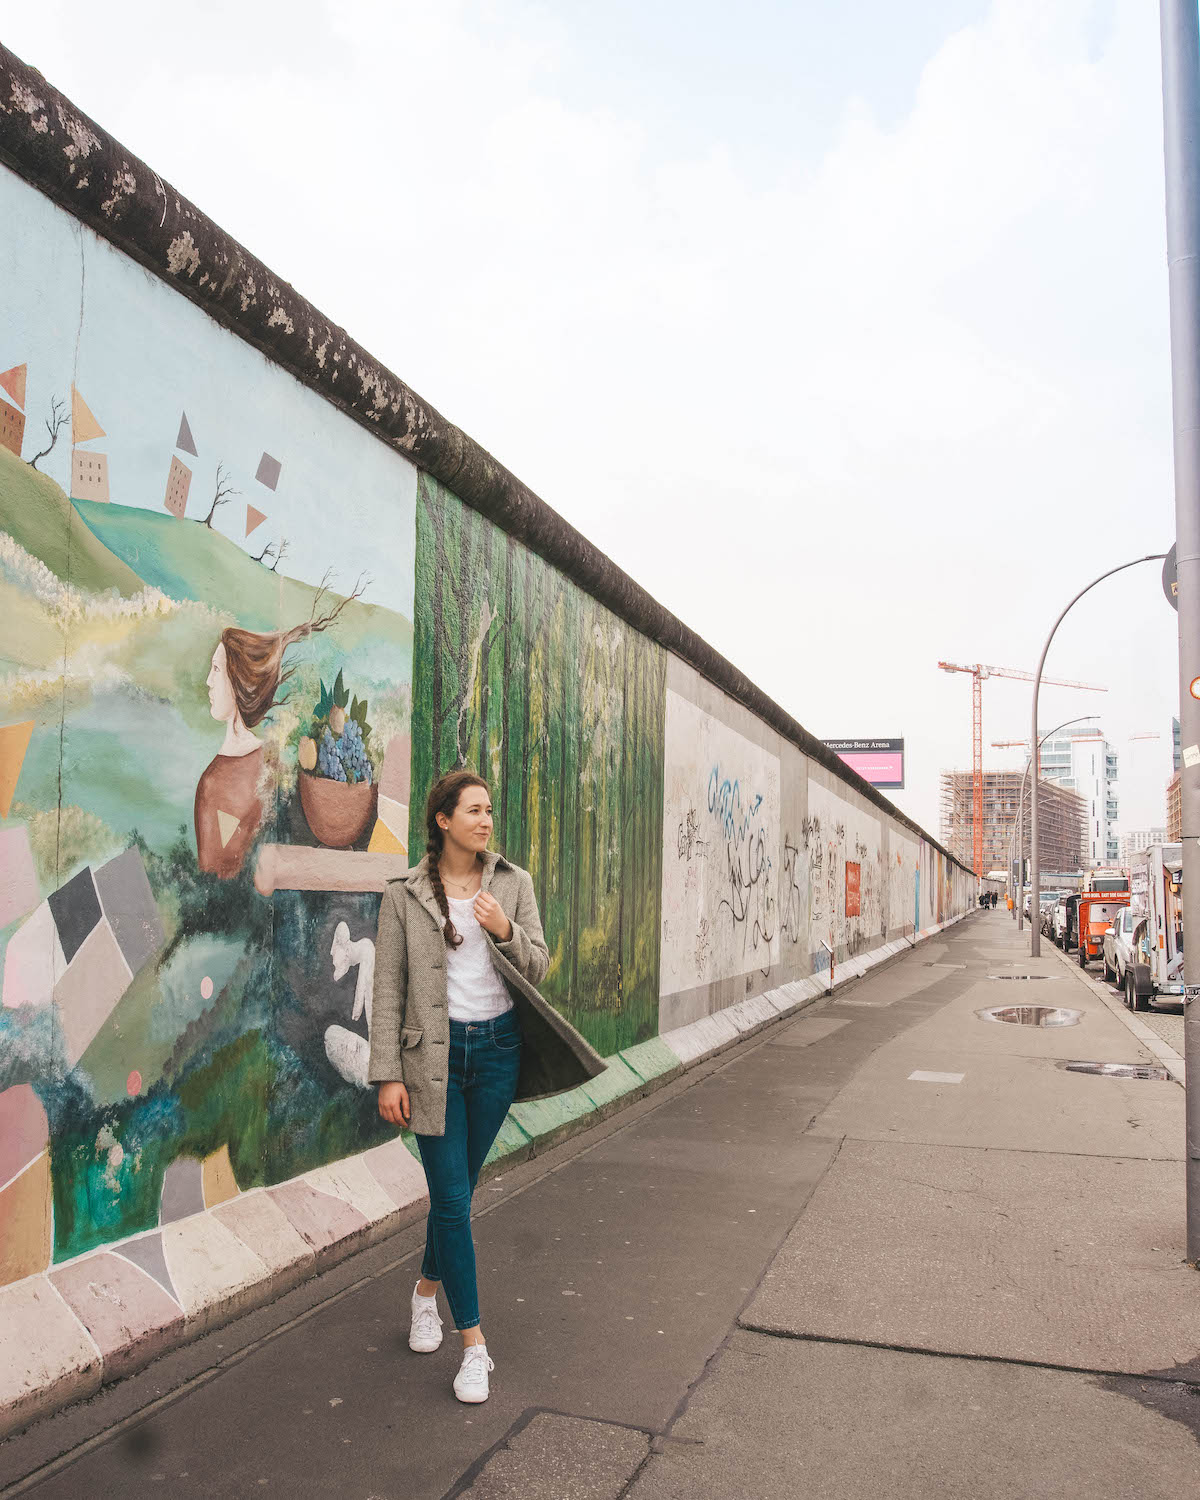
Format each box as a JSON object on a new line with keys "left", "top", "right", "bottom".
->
{"left": 0, "top": 42, "right": 964, "bottom": 866}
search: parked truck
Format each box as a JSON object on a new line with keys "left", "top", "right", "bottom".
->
{"left": 1125, "top": 845, "right": 1184, "bottom": 1011}
{"left": 1076, "top": 889, "right": 1130, "bottom": 969}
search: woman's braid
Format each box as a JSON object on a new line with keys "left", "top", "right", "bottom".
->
{"left": 426, "top": 834, "right": 463, "bottom": 949}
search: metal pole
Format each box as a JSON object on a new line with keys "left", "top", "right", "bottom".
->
{"left": 1160, "top": 0, "right": 1200, "bottom": 1267}
{"left": 1015, "top": 716, "right": 1098, "bottom": 936}
{"left": 1030, "top": 558, "right": 1165, "bottom": 959}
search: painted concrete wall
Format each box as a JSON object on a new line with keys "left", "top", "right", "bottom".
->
{"left": 0, "top": 134, "right": 975, "bottom": 1347}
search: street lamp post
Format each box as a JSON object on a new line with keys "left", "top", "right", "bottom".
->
{"left": 1159, "top": 0, "right": 1200, "bottom": 1266}
{"left": 1010, "top": 716, "right": 1099, "bottom": 934}
{"left": 1029, "top": 557, "right": 1166, "bottom": 960}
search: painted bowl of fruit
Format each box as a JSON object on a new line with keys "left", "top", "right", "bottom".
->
{"left": 297, "top": 707, "right": 378, "bottom": 848}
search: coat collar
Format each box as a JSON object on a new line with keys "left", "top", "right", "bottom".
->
{"left": 401, "top": 848, "right": 514, "bottom": 927}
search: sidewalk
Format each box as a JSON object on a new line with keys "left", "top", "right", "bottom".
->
{"left": 3, "top": 911, "right": 1197, "bottom": 1498}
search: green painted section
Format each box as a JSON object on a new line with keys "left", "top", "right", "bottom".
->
{"left": 580, "top": 1055, "right": 642, "bottom": 1112}
{"left": 410, "top": 474, "right": 666, "bottom": 1057}
{"left": 509, "top": 1086, "right": 596, "bottom": 1142}
{"left": 483, "top": 1115, "right": 534, "bottom": 1167}
{"left": 619, "top": 1036, "right": 683, "bottom": 1084}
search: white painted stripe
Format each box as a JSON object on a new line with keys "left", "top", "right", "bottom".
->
{"left": 908, "top": 1070, "right": 964, "bottom": 1084}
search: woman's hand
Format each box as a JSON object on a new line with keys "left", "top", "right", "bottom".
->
{"left": 474, "top": 890, "right": 513, "bottom": 943}
{"left": 378, "top": 1080, "right": 411, "bottom": 1127}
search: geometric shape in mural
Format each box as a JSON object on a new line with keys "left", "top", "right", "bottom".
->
{"left": 51, "top": 916, "right": 133, "bottom": 1067}
{"left": 0, "top": 718, "right": 34, "bottom": 818}
{"left": 50, "top": 1251, "right": 186, "bottom": 1366}
{"left": 1, "top": 903, "right": 66, "bottom": 1010}
{"left": 160, "top": 1156, "right": 206, "bottom": 1226}
{"left": 70, "top": 385, "right": 105, "bottom": 445}
{"left": 0, "top": 825, "right": 39, "bottom": 927}
{"left": 216, "top": 809, "right": 240, "bottom": 849}
{"left": 370, "top": 792, "right": 409, "bottom": 855}
{"left": 0, "top": 1149, "right": 52, "bottom": 1287}
{"left": 0, "top": 1083, "right": 49, "bottom": 1186}
{"left": 0, "top": 363, "right": 27, "bottom": 409}
{"left": 378, "top": 733, "right": 411, "bottom": 806}
{"left": 175, "top": 410, "right": 198, "bottom": 457}
{"left": 202, "top": 1144, "right": 239, "bottom": 1209}
{"left": 244, "top": 502, "right": 267, "bottom": 538}
{"left": 94, "top": 846, "right": 164, "bottom": 978}
{"left": 367, "top": 812, "right": 406, "bottom": 857}
{"left": 70, "top": 447, "right": 110, "bottom": 502}
{"left": 46, "top": 866, "right": 102, "bottom": 966}
{"left": 254, "top": 452, "right": 281, "bottom": 490}
{"left": 0, "top": 395, "right": 25, "bottom": 458}
{"left": 0, "top": 1086, "right": 51, "bottom": 1288}
{"left": 163, "top": 454, "right": 192, "bottom": 519}
{"left": 115, "top": 1231, "right": 180, "bottom": 1306}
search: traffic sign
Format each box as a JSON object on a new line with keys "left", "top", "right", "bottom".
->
{"left": 1163, "top": 543, "right": 1178, "bottom": 610}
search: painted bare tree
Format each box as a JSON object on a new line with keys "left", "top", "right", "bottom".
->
{"left": 26, "top": 396, "right": 67, "bottom": 471}
{"left": 200, "top": 463, "right": 238, "bottom": 527}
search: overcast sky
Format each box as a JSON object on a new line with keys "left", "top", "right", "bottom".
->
{"left": 4, "top": 0, "right": 1183, "bottom": 840}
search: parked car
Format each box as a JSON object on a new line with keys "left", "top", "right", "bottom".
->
{"left": 1102, "top": 906, "right": 1139, "bottom": 988}
{"left": 1039, "top": 892, "right": 1063, "bottom": 937}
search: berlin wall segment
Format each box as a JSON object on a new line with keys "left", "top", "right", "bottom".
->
{"left": 0, "top": 50, "right": 976, "bottom": 1433}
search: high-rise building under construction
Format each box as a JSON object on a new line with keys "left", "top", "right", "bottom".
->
{"left": 939, "top": 770, "right": 1087, "bottom": 877}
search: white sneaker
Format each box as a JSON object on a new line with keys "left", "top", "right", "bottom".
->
{"left": 409, "top": 1284, "right": 443, "bottom": 1353}
{"left": 453, "top": 1343, "right": 494, "bottom": 1403}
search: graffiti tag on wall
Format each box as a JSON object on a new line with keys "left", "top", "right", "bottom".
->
{"left": 660, "top": 693, "right": 781, "bottom": 993}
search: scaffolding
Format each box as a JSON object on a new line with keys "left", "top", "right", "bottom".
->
{"left": 939, "top": 770, "right": 1087, "bottom": 878}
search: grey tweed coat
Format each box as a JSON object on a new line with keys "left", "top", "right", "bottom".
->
{"left": 367, "top": 850, "right": 606, "bottom": 1136}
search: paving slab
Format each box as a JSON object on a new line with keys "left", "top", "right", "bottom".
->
{"left": 628, "top": 1332, "right": 1200, "bottom": 1500}
{"left": 455, "top": 1412, "right": 649, "bottom": 1498}
{"left": 741, "top": 1138, "right": 1200, "bottom": 1376}
{"left": 814, "top": 1046, "right": 1183, "bottom": 1158}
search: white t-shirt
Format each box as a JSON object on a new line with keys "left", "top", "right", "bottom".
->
{"left": 445, "top": 896, "right": 515, "bottom": 1022}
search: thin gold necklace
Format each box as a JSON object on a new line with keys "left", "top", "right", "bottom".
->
{"left": 440, "top": 864, "right": 479, "bottom": 894}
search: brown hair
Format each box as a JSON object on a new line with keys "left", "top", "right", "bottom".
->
{"left": 425, "top": 770, "right": 490, "bottom": 948}
{"left": 219, "top": 576, "right": 365, "bottom": 729}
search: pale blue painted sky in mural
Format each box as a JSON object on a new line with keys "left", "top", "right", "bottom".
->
{"left": 0, "top": 171, "right": 415, "bottom": 623}
{"left": 1, "top": 1, "right": 1178, "bottom": 834}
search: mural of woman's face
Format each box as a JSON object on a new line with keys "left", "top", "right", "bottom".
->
{"left": 207, "top": 643, "right": 237, "bottom": 723}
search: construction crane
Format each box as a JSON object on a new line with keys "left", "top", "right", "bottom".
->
{"left": 938, "top": 661, "right": 1106, "bottom": 877}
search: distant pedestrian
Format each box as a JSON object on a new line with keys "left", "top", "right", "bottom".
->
{"left": 370, "top": 770, "right": 605, "bottom": 1404}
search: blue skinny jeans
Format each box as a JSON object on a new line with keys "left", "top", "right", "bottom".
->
{"left": 415, "top": 1010, "right": 522, "bottom": 1331}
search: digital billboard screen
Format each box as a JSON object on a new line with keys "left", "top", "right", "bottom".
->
{"left": 823, "top": 738, "right": 905, "bottom": 790}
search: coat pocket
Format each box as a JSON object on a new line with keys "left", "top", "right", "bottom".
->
{"left": 400, "top": 1026, "right": 424, "bottom": 1049}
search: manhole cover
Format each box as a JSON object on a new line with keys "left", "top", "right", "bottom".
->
{"left": 977, "top": 1005, "right": 1082, "bottom": 1027}
{"left": 986, "top": 974, "right": 1059, "bottom": 982}
{"left": 1063, "top": 1060, "right": 1171, "bottom": 1081}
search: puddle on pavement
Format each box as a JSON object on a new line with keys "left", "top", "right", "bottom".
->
{"left": 1062, "top": 1060, "right": 1171, "bottom": 1081}
{"left": 986, "top": 974, "right": 1060, "bottom": 982}
{"left": 977, "top": 1004, "right": 1082, "bottom": 1027}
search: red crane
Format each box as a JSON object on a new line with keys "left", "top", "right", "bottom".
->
{"left": 938, "top": 661, "right": 1106, "bottom": 877}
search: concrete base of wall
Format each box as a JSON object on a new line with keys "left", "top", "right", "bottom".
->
{"left": 0, "top": 912, "right": 972, "bottom": 1440}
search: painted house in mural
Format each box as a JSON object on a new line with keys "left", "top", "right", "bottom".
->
{"left": 0, "top": 91, "right": 974, "bottom": 1327}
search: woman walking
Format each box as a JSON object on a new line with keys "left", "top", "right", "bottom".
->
{"left": 369, "top": 770, "right": 605, "bottom": 1403}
